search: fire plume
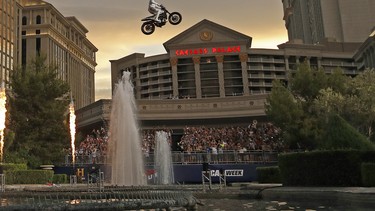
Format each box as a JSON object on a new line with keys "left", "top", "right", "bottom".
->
{"left": 69, "top": 101, "right": 76, "bottom": 165}
{"left": 0, "top": 85, "right": 6, "bottom": 162}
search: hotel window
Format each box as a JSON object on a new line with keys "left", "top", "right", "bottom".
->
{"left": 22, "top": 16, "right": 27, "bottom": 25}
{"left": 21, "top": 39, "right": 26, "bottom": 67}
{"left": 36, "top": 30, "right": 40, "bottom": 34}
{"left": 36, "top": 38, "right": 41, "bottom": 55}
{"left": 36, "top": 15, "right": 42, "bottom": 24}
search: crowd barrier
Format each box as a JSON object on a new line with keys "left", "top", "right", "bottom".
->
{"left": 64, "top": 150, "right": 279, "bottom": 166}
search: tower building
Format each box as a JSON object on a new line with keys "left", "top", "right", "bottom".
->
{"left": 20, "top": 0, "right": 98, "bottom": 109}
{"left": 0, "top": 0, "right": 22, "bottom": 85}
{"left": 282, "top": 0, "right": 375, "bottom": 45}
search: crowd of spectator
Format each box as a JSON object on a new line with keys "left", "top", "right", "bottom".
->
{"left": 141, "top": 127, "right": 173, "bottom": 157}
{"left": 178, "top": 121, "right": 285, "bottom": 154}
{"left": 70, "top": 121, "right": 285, "bottom": 164}
{"left": 75, "top": 127, "right": 108, "bottom": 163}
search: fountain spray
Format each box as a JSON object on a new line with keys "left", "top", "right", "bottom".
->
{"left": 109, "top": 71, "right": 146, "bottom": 186}
{"left": 69, "top": 93, "right": 76, "bottom": 165}
{"left": 155, "top": 131, "right": 174, "bottom": 185}
{"left": 0, "top": 82, "right": 6, "bottom": 162}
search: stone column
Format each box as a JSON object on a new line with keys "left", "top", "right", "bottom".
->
{"left": 284, "top": 56, "right": 291, "bottom": 82}
{"left": 44, "top": 8, "right": 47, "bottom": 24}
{"left": 306, "top": 56, "right": 311, "bottom": 66}
{"left": 193, "top": 56, "right": 202, "bottom": 98}
{"left": 284, "top": 56, "right": 290, "bottom": 71}
{"left": 239, "top": 53, "right": 250, "bottom": 96}
{"left": 135, "top": 66, "right": 141, "bottom": 99}
{"left": 170, "top": 57, "right": 179, "bottom": 98}
{"left": 317, "top": 57, "right": 322, "bottom": 69}
{"left": 216, "top": 55, "right": 225, "bottom": 97}
{"left": 29, "top": 10, "right": 33, "bottom": 24}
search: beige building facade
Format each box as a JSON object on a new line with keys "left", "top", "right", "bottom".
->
{"left": 0, "top": 0, "right": 22, "bottom": 85}
{"left": 19, "top": 0, "right": 97, "bottom": 109}
{"left": 282, "top": 0, "right": 375, "bottom": 45}
{"left": 1, "top": 0, "right": 97, "bottom": 109}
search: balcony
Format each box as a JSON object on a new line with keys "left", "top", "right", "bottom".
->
{"left": 139, "top": 70, "right": 172, "bottom": 79}
{"left": 248, "top": 57, "right": 285, "bottom": 63}
{"left": 139, "top": 63, "right": 171, "bottom": 71}
{"left": 140, "top": 86, "right": 173, "bottom": 94}
{"left": 140, "top": 78, "right": 172, "bottom": 86}
{"left": 321, "top": 61, "right": 357, "bottom": 67}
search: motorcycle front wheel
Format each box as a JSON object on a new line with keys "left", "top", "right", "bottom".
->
{"left": 141, "top": 22, "right": 155, "bottom": 35}
{"left": 169, "top": 12, "right": 182, "bottom": 25}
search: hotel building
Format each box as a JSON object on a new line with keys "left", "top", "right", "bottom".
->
{"left": 18, "top": 0, "right": 97, "bottom": 109}
{"left": 0, "top": 0, "right": 22, "bottom": 85}
{"left": 93, "top": 19, "right": 360, "bottom": 131}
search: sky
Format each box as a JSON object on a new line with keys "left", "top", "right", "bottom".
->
{"left": 46, "top": 0, "right": 288, "bottom": 100}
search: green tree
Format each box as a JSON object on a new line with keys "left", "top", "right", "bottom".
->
{"left": 266, "top": 62, "right": 374, "bottom": 150}
{"left": 6, "top": 56, "right": 70, "bottom": 168}
{"left": 265, "top": 80, "right": 303, "bottom": 128}
{"left": 265, "top": 79, "right": 322, "bottom": 150}
{"left": 290, "top": 62, "right": 328, "bottom": 103}
{"left": 266, "top": 62, "right": 329, "bottom": 149}
{"left": 347, "top": 69, "right": 375, "bottom": 139}
{"left": 320, "top": 114, "right": 375, "bottom": 150}
{"left": 313, "top": 88, "right": 346, "bottom": 118}
{"left": 327, "top": 68, "right": 349, "bottom": 93}
{"left": 313, "top": 69, "right": 375, "bottom": 142}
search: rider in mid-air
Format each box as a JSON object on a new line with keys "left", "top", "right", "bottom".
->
{"left": 148, "top": 0, "right": 163, "bottom": 23}
{"left": 141, "top": 0, "right": 181, "bottom": 35}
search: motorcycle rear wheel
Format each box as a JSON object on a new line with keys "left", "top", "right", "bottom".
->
{"left": 169, "top": 12, "right": 182, "bottom": 25}
{"left": 141, "top": 22, "right": 155, "bottom": 35}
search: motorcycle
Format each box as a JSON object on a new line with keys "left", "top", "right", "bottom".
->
{"left": 141, "top": 5, "right": 182, "bottom": 35}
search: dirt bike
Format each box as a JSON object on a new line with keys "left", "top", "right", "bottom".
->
{"left": 141, "top": 5, "right": 182, "bottom": 35}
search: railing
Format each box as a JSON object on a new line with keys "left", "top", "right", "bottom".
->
{"left": 140, "top": 86, "right": 173, "bottom": 94}
{"left": 202, "top": 169, "right": 226, "bottom": 192}
{"left": 140, "top": 78, "right": 172, "bottom": 86}
{"left": 139, "top": 64, "right": 171, "bottom": 72}
{"left": 321, "top": 61, "right": 357, "bottom": 67}
{"left": 65, "top": 150, "right": 279, "bottom": 166}
{"left": 248, "top": 58, "right": 285, "bottom": 63}
{"left": 0, "top": 187, "right": 197, "bottom": 211}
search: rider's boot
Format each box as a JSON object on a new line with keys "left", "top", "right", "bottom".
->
{"left": 154, "top": 10, "right": 162, "bottom": 23}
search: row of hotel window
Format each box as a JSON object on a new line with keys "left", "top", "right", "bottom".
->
{"left": 22, "top": 15, "right": 41, "bottom": 25}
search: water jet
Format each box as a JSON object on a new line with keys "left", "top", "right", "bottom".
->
{"left": 155, "top": 130, "right": 174, "bottom": 185}
{"left": 108, "top": 71, "right": 146, "bottom": 186}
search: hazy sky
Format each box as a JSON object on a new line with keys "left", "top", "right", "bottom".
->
{"left": 46, "top": 0, "right": 288, "bottom": 100}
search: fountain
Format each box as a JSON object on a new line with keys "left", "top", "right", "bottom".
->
{"left": 155, "top": 131, "right": 174, "bottom": 185}
{"left": 108, "top": 71, "right": 146, "bottom": 186}
{"left": 0, "top": 73, "right": 198, "bottom": 211}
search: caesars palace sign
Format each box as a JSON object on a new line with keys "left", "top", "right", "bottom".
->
{"left": 175, "top": 46, "right": 242, "bottom": 56}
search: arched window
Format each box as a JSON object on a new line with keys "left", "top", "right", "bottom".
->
{"left": 36, "top": 15, "right": 42, "bottom": 24}
{"left": 22, "top": 16, "right": 27, "bottom": 25}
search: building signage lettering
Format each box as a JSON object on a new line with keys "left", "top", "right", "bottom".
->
{"left": 210, "top": 169, "right": 244, "bottom": 177}
{"left": 175, "top": 46, "right": 241, "bottom": 56}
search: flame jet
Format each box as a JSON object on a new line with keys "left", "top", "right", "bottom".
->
{"left": 69, "top": 94, "right": 76, "bottom": 165}
{"left": 0, "top": 82, "right": 6, "bottom": 162}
